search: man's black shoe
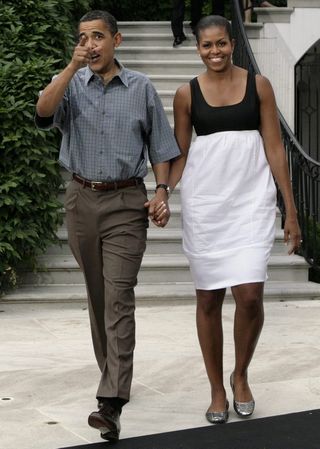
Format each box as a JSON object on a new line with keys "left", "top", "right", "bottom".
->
{"left": 173, "top": 35, "right": 187, "bottom": 47}
{"left": 88, "top": 401, "right": 121, "bottom": 442}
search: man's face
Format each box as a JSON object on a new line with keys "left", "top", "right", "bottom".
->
{"left": 78, "top": 19, "right": 121, "bottom": 75}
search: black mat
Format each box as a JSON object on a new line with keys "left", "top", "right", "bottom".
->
{"left": 60, "top": 409, "right": 320, "bottom": 449}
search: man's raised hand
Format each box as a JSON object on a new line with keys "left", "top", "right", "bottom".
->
{"left": 70, "top": 35, "right": 90, "bottom": 71}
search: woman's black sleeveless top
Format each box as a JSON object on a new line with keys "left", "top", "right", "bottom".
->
{"left": 190, "top": 71, "right": 260, "bottom": 136}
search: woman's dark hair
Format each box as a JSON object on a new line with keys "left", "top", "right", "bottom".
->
{"left": 195, "top": 15, "right": 233, "bottom": 44}
{"left": 79, "top": 10, "right": 118, "bottom": 36}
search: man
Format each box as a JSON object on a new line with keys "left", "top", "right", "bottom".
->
{"left": 35, "top": 10, "right": 180, "bottom": 442}
{"left": 171, "top": 0, "right": 225, "bottom": 47}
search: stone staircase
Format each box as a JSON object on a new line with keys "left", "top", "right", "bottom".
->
{"left": 3, "top": 10, "right": 320, "bottom": 303}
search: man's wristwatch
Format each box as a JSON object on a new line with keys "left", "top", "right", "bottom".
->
{"left": 155, "top": 183, "right": 170, "bottom": 197}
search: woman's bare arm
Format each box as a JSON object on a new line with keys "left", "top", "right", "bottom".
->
{"left": 257, "top": 74, "right": 301, "bottom": 253}
{"left": 168, "top": 83, "right": 193, "bottom": 191}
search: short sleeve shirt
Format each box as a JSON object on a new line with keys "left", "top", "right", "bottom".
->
{"left": 35, "top": 62, "right": 180, "bottom": 181}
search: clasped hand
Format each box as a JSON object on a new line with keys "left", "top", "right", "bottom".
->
{"left": 144, "top": 196, "right": 170, "bottom": 228}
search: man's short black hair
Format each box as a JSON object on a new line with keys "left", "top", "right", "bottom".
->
{"left": 79, "top": 10, "right": 118, "bottom": 36}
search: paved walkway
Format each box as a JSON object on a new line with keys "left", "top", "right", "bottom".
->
{"left": 1, "top": 299, "right": 320, "bottom": 449}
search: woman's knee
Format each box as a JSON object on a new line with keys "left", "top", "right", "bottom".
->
{"left": 196, "top": 289, "right": 225, "bottom": 315}
{"left": 233, "top": 284, "right": 264, "bottom": 312}
{"left": 233, "top": 283, "right": 263, "bottom": 303}
{"left": 240, "top": 293, "right": 263, "bottom": 310}
{"left": 235, "top": 292, "right": 264, "bottom": 322}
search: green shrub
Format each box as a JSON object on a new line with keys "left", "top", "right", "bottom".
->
{"left": 0, "top": 0, "right": 89, "bottom": 293}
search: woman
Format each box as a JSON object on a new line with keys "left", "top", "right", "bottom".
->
{"left": 159, "top": 15, "right": 301, "bottom": 424}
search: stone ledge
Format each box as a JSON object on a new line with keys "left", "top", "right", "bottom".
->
{"left": 288, "top": 0, "right": 320, "bottom": 7}
{"left": 2, "top": 281, "right": 320, "bottom": 303}
{"left": 255, "top": 7, "right": 294, "bottom": 24}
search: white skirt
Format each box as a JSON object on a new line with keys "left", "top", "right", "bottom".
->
{"left": 180, "top": 130, "right": 277, "bottom": 290}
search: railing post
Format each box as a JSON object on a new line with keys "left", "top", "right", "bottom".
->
{"left": 230, "top": 0, "right": 320, "bottom": 278}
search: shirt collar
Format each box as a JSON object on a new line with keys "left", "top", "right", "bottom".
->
{"left": 84, "top": 59, "right": 128, "bottom": 87}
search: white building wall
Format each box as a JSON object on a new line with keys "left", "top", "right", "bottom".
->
{"left": 248, "top": 7, "right": 320, "bottom": 130}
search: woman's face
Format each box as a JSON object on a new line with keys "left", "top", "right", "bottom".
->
{"left": 197, "top": 25, "right": 234, "bottom": 72}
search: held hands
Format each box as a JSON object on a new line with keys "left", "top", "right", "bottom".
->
{"left": 144, "top": 192, "right": 170, "bottom": 228}
{"left": 284, "top": 214, "right": 302, "bottom": 255}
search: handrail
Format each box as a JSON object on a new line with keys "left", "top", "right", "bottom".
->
{"left": 231, "top": 0, "right": 320, "bottom": 279}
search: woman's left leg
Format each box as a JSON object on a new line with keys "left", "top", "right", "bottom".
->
{"left": 196, "top": 288, "right": 227, "bottom": 413}
{"left": 231, "top": 282, "right": 264, "bottom": 402}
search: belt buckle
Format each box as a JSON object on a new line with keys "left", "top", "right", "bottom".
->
{"left": 91, "top": 181, "right": 103, "bottom": 191}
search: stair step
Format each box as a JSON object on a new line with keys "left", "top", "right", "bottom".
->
{"left": 117, "top": 21, "right": 263, "bottom": 39}
{"left": 122, "top": 60, "right": 204, "bottom": 75}
{"left": 118, "top": 21, "right": 192, "bottom": 34}
{"left": 158, "top": 89, "right": 176, "bottom": 106}
{"left": 147, "top": 74, "right": 195, "bottom": 89}
{"left": 288, "top": 0, "right": 320, "bottom": 6}
{"left": 58, "top": 203, "right": 183, "bottom": 230}
{"left": 243, "top": 23, "right": 263, "bottom": 39}
{"left": 120, "top": 28, "right": 262, "bottom": 44}
{"left": 48, "top": 228, "right": 184, "bottom": 255}
{"left": 47, "top": 227, "right": 289, "bottom": 256}
{"left": 3, "top": 280, "right": 320, "bottom": 304}
{"left": 56, "top": 202, "right": 283, "bottom": 231}
{"left": 56, "top": 206, "right": 283, "bottom": 235}
{"left": 121, "top": 33, "right": 196, "bottom": 47}
{"left": 18, "top": 253, "right": 309, "bottom": 286}
{"left": 164, "top": 105, "right": 173, "bottom": 121}
{"left": 255, "top": 7, "right": 294, "bottom": 24}
{"left": 116, "top": 46, "right": 198, "bottom": 61}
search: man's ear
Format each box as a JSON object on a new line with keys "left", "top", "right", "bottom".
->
{"left": 114, "top": 32, "right": 122, "bottom": 48}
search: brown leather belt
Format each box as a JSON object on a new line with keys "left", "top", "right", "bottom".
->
{"left": 73, "top": 173, "right": 143, "bottom": 191}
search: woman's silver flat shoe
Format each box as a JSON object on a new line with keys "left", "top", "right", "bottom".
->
{"left": 205, "top": 400, "right": 229, "bottom": 424}
{"left": 230, "top": 373, "right": 255, "bottom": 418}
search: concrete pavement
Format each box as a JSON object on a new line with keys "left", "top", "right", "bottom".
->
{"left": 1, "top": 299, "right": 320, "bottom": 449}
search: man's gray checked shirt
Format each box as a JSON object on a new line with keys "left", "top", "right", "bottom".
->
{"left": 36, "top": 62, "right": 180, "bottom": 181}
